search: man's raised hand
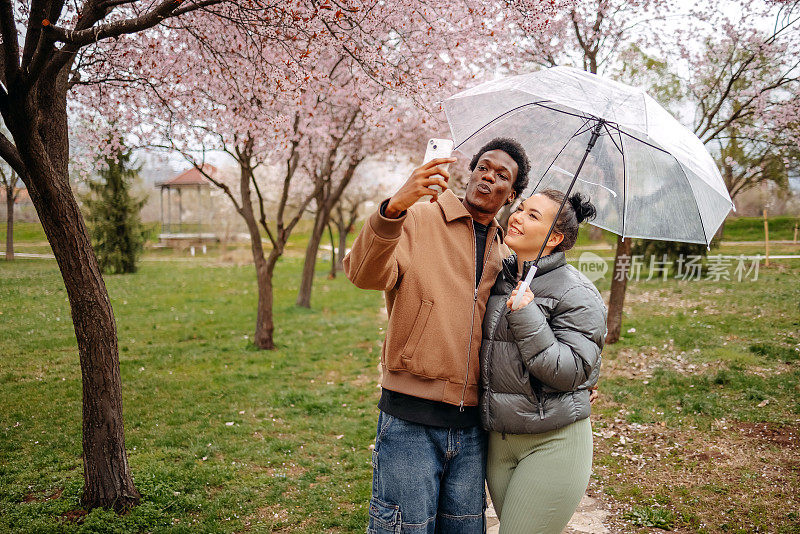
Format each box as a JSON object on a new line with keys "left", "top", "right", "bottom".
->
{"left": 384, "top": 157, "right": 456, "bottom": 218}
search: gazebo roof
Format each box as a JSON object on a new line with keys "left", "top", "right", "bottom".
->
{"left": 157, "top": 164, "right": 217, "bottom": 188}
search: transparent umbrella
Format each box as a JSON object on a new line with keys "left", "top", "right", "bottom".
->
{"left": 442, "top": 66, "right": 734, "bottom": 306}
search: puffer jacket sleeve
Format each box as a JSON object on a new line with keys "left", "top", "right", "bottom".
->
{"left": 505, "top": 284, "right": 606, "bottom": 391}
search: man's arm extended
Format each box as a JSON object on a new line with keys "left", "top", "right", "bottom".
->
{"left": 343, "top": 157, "right": 453, "bottom": 291}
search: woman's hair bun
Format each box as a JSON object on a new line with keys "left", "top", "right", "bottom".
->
{"left": 569, "top": 192, "right": 597, "bottom": 224}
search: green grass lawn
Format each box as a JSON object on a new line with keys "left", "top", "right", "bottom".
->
{"left": 1, "top": 221, "right": 48, "bottom": 242}
{"left": 583, "top": 258, "right": 800, "bottom": 533}
{"left": 720, "top": 215, "right": 800, "bottom": 242}
{"left": 1, "top": 221, "right": 799, "bottom": 533}
{"left": 1, "top": 257, "right": 386, "bottom": 533}
{"left": 5, "top": 213, "right": 799, "bottom": 259}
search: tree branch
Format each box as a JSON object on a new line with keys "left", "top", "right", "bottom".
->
{"left": 44, "top": 0, "right": 224, "bottom": 46}
{"left": 0, "top": 130, "right": 26, "bottom": 178}
{"left": 22, "top": 0, "right": 66, "bottom": 70}
{"left": 0, "top": 0, "right": 20, "bottom": 86}
{"left": 38, "top": 0, "right": 225, "bottom": 86}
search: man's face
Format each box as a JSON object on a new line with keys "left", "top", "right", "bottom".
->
{"left": 463, "top": 149, "right": 518, "bottom": 217}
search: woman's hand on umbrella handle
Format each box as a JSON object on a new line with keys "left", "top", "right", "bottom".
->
{"left": 384, "top": 158, "right": 455, "bottom": 218}
{"left": 589, "top": 385, "right": 599, "bottom": 405}
{"left": 507, "top": 281, "right": 534, "bottom": 311}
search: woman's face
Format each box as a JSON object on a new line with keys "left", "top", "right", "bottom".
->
{"left": 505, "top": 194, "right": 564, "bottom": 258}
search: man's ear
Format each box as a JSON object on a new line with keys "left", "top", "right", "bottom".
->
{"left": 505, "top": 190, "right": 517, "bottom": 205}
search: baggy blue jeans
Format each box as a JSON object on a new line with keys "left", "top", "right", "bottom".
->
{"left": 367, "top": 410, "right": 487, "bottom": 534}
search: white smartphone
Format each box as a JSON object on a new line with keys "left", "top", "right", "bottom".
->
{"left": 423, "top": 138, "right": 454, "bottom": 193}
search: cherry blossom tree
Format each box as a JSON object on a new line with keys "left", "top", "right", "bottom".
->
{"left": 78, "top": 49, "right": 430, "bottom": 345}
{"left": 74, "top": 0, "right": 541, "bottom": 344}
{"left": 508, "top": 0, "right": 671, "bottom": 74}
{"left": 2, "top": 0, "right": 550, "bottom": 511}
{"left": 621, "top": 1, "right": 800, "bottom": 292}
{"left": 294, "top": 79, "right": 427, "bottom": 308}
{"left": 682, "top": 2, "right": 800, "bottom": 203}
{"left": 0, "top": 0, "right": 270, "bottom": 511}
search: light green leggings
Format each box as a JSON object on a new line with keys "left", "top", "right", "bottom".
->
{"left": 487, "top": 417, "right": 593, "bottom": 534}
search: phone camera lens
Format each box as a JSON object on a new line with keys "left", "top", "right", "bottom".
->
{"left": 433, "top": 144, "right": 437, "bottom": 150}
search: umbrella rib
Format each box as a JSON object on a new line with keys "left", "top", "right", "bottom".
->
{"left": 609, "top": 121, "right": 627, "bottom": 237}
{"left": 528, "top": 117, "right": 593, "bottom": 195}
{"left": 602, "top": 122, "right": 624, "bottom": 155}
{"left": 573, "top": 123, "right": 599, "bottom": 138}
{"left": 621, "top": 131, "right": 627, "bottom": 239}
{"left": 617, "top": 130, "right": 672, "bottom": 155}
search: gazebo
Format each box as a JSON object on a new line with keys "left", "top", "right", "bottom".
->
{"left": 156, "top": 164, "right": 218, "bottom": 246}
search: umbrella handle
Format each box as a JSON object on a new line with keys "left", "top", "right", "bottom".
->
{"left": 512, "top": 265, "right": 538, "bottom": 309}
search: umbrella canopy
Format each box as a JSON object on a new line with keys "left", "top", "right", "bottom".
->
{"left": 443, "top": 66, "right": 734, "bottom": 246}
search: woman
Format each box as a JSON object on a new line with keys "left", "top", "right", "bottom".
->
{"left": 480, "top": 189, "right": 606, "bottom": 534}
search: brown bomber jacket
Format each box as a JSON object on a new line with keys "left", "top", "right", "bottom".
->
{"left": 343, "top": 189, "right": 507, "bottom": 408}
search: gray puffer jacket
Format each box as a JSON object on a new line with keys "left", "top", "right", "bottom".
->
{"left": 480, "top": 251, "right": 606, "bottom": 434}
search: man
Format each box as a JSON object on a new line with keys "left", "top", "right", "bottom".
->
{"left": 344, "top": 138, "right": 531, "bottom": 533}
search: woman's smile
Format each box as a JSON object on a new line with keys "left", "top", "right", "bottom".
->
{"left": 507, "top": 223, "right": 523, "bottom": 236}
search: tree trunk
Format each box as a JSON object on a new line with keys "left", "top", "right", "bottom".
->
{"left": 238, "top": 162, "right": 276, "bottom": 350}
{"left": 714, "top": 218, "right": 727, "bottom": 242}
{"left": 9, "top": 98, "right": 140, "bottom": 510}
{"left": 336, "top": 219, "right": 348, "bottom": 272}
{"left": 606, "top": 235, "right": 632, "bottom": 344}
{"left": 296, "top": 158, "right": 360, "bottom": 307}
{"left": 327, "top": 222, "right": 337, "bottom": 279}
{"left": 5, "top": 187, "right": 13, "bottom": 260}
{"left": 251, "top": 235, "right": 276, "bottom": 350}
{"left": 254, "top": 249, "right": 279, "bottom": 351}
{"left": 296, "top": 206, "right": 329, "bottom": 308}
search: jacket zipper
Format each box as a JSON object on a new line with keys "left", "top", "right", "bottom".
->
{"left": 460, "top": 225, "right": 496, "bottom": 411}
{"left": 533, "top": 388, "right": 545, "bottom": 419}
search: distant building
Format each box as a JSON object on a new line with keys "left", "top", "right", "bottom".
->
{"left": 155, "top": 164, "right": 218, "bottom": 246}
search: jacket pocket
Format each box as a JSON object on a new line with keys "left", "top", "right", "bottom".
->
{"left": 399, "top": 299, "right": 433, "bottom": 364}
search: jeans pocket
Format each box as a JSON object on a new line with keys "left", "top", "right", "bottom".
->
{"left": 376, "top": 411, "right": 396, "bottom": 444}
{"left": 368, "top": 497, "right": 401, "bottom": 534}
